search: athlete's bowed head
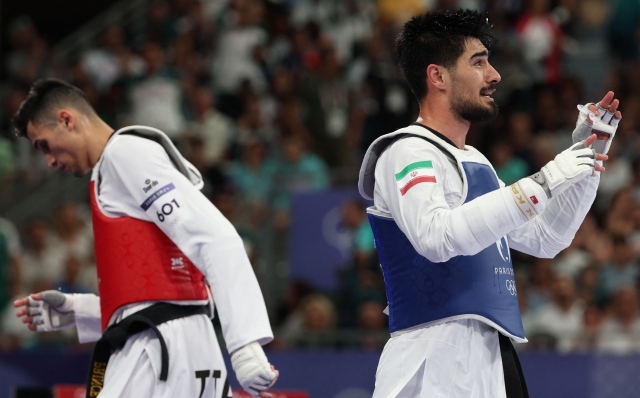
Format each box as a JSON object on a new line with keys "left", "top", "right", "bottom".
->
{"left": 12, "top": 78, "right": 279, "bottom": 398}
{"left": 12, "top": 79, "right": 114, "bottom": 177}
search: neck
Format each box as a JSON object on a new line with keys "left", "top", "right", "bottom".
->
{"left": 86, "top": 117, "right": 115, "bottom": 169}
{"left": 416, "top": 96, "right": 470, "bottom": 150}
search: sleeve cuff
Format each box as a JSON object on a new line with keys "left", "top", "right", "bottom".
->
{"left": 72, "top": 294, "right": 103, "bottom": 343}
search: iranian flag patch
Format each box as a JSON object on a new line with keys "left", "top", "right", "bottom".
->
{"left": 395, "top": 161, "right": 436, "bottom": 195}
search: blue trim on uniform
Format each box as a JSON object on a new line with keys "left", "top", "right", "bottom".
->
{"left": 368, "top": 214, "right": 395, "bottom": 329}
{"left": 141, "top": 183, "right": 175, "bottom": 211}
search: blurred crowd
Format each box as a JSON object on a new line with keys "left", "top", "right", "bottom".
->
{"left": 0, "top": 0, "right": 639, "bottom": 353}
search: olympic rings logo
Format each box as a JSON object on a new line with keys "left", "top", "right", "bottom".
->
{"left": 506, "top": 280, "right": 517, "bottom": 296}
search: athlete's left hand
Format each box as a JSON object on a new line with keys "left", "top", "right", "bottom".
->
{"left": 14, "top": 291, "right": 76, "bottom": 332}
{"left": 573, "top": 91, "right": 622, "bottom": 155}
{"left": 231, "top": 341, "right": 279, "bottom": 397}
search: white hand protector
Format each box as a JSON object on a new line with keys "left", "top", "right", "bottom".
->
{"left": 231, "top": 341, "right": 277, "bottom": 396}
{"left": 28, "top": 291, "right": 76, "bottom": 332}
{"left": 528, "top": 140, "right": 596, "bottom": 199}
{"left": 573, "top": 103, "right": 621, "bottom": 155}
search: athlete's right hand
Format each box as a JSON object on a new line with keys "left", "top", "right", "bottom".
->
{"left": 528, "top": 134, "right": 607, "bottom": 198}
{"left": 14, "top": 291, "right": 76, "bottom": 332}
{"left": 231, "top": 341, "right": 279, "bottom": 397}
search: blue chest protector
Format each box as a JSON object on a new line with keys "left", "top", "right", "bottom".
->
{"left": 369, "top": 161, "right": 525, "bottom": 338}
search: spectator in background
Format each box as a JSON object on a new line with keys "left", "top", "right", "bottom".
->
{"left": 0, "top": 131, "right": 17, "bottom": 188}
{"left": 213, "top": 0, "right": 268, "bottom": 94}
{"left": 572, "top": 304, "right": 603, "bottom": 352}
{"left": 2, "top": 89, "right": 42, "bottom": 182}
{"left": 357, "top": 300, "right": 388, "bottom": 349}
{"left": 81, "top": 25, "right": 145, "bottom": 92}
{"left": 261, "top": 67, "right": 296, "bottom": 126}
{"left": 531, "top": 276, "right": 585, "bottom": 352}
{"left": 562, "top": 1, "right": 611, "bottom": 100}
{"left": 535, "top": 86, "right": 564, "bottom": 141}
{"left": 0, "top": 89, "right": 26, "bottom": 190}
{"left": 588, "top": 234, "right": 615, "bottom": 271}
{"left": 605, "top": 188, "right": 637, "bottom": 239}
{"left": 613, "top": 95, "right": 640, "bottom": 163}
{"left": 188, "top": 86, "right": 234, "bottom": 166}
{"left": 597, "top": 287, "right": 640, "bottom": 353}
{"left": 597, "top": 237, "right": 639, "bottom": 301}
{"left": 516, "top": 273, "right": 535, "bottom": 337}
{"left": 515, "top": 0, "right": 563, "bottom": 84}
{"left": 183, "top": 0, "right": 216, "bottom": 56}
{"left": 557, "top": 77, "right": 584, "bottom": 134}
{"left": 282, "top": 23, "right": 322, "bottom": 79}
{"left": 527, "top": 258, "right": 554, "bottom": 312}
{"left": 228, "top": 135, "right": 277, "bottom": 224}
{"left": 145, "top": 0, "right": 179, "bottom": 47}
{"left": 53, "top": 256, "right": 92, "bottom": 294}
{"left": 290, "top": 0, "right": 335, "bottom": 29}
{"left": 354, "top": 31, "right": 415, "bottom": 156}
{"left": 272, "top": 133, "right": 329, "bottom": 227}
{"left": 490, "top": 140, "right": 529, "bottom": 185}
{"left": 608, "top": 0, "right": 640, "bottom": 62}
{"left": 5, "top": 16, "right": 54, "bottom": 87}
{"left": 236, "top": 94, "right": 276, "bottom": 145}
{"left": 277, "top": 293, "right": 337, "bottom": 348}
{"left": 50, "top": 202, "right": 94, "bottom": 268}
{"left": 341, "top": 199, "right": 375, "bottom": 265}
{"left": 125, "top": 42, "right": 185, "bottom": 139}
{"left": 171, "top": 34, "right": 209, "bottom": 96}
{"left": 577, "top": 265, "right": 602, "bottom": 306}
{"left": 596, "top": 144, "right": 633, "bottom": 209}
{"left": 552, "top": 218, "right": 592, "bottom": 279}
{"left": 296, "top": 45, "right": 358, "bottom": 167}
{"left": 337, "top": 255, "right": 386, "bottom": 329}
{"left": 507, "top": 110, "right": 537, "bottom": 174}
{"left": 20, "top": 218, "right": 66, "bottom": 293}
{"left": 0, "top": 218, "right": 22, "bottom": 302}
{"left": 325, "top": 0, "right": 374, "bottom": 63}
{"left": 274, "top": 280, "right": 316, "bottom": 328}
{"left": 335, "top": 198, "right": 383, "bottom": 328}
{"left": 0, "top": 229, "right": 10, "bottom": 314}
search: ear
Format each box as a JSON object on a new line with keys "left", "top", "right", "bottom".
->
{"left": 426, "top": 64, "right": 449, "bottom": 92}
{"left": 57, "top": 110, "right": 76, "bottom": 132}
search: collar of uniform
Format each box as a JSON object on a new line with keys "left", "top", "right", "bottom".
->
{"left": 410, "top": 122, "right": 458, "bottom": 149}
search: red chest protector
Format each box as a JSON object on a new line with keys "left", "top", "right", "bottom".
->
{"left": 90, "top": 181, "right": 208, "bottom": 330}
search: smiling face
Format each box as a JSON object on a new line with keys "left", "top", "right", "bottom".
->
{"left": 26, "top": 111, "right": 91, "bottom": 177}
{"left": 448, "top": 38, "right": 501, "bottom": 123}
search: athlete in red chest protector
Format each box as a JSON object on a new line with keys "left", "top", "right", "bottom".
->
{"left": 12, "top": 79, "right": 279, "bottom": 398}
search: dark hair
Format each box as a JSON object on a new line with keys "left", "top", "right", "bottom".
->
{"left": 395, "top": 9, "right": 497, "bottom": 101}
{"left": 11, "top": 78, "right": 95, "bottom": 138}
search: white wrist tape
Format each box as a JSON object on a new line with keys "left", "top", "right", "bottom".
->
{"left": 509, "top": 178, "right": 547, "bottom": 221}
{"left": 573, "top": 103, "right": 620, "bottom": 155}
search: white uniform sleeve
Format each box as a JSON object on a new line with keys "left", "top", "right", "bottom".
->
{"left": 73, "top": 293, "right": 102, "bottom": 343}
{"left": 100, "top": 136, "right": 273, "bottom": 353}
{"left": 374, "top": 138, "right": 538, "bottom": 263}
{"left": 508, "top": 172, "right": 599, "bottom": 258}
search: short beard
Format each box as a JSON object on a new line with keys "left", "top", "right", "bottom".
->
{"left": 451, "top": 83, "right": 500, "bottom": 123}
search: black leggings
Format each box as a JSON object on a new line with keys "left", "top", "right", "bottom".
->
{"left": 499, "top": 333, "right": 530, "bottom": 398}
